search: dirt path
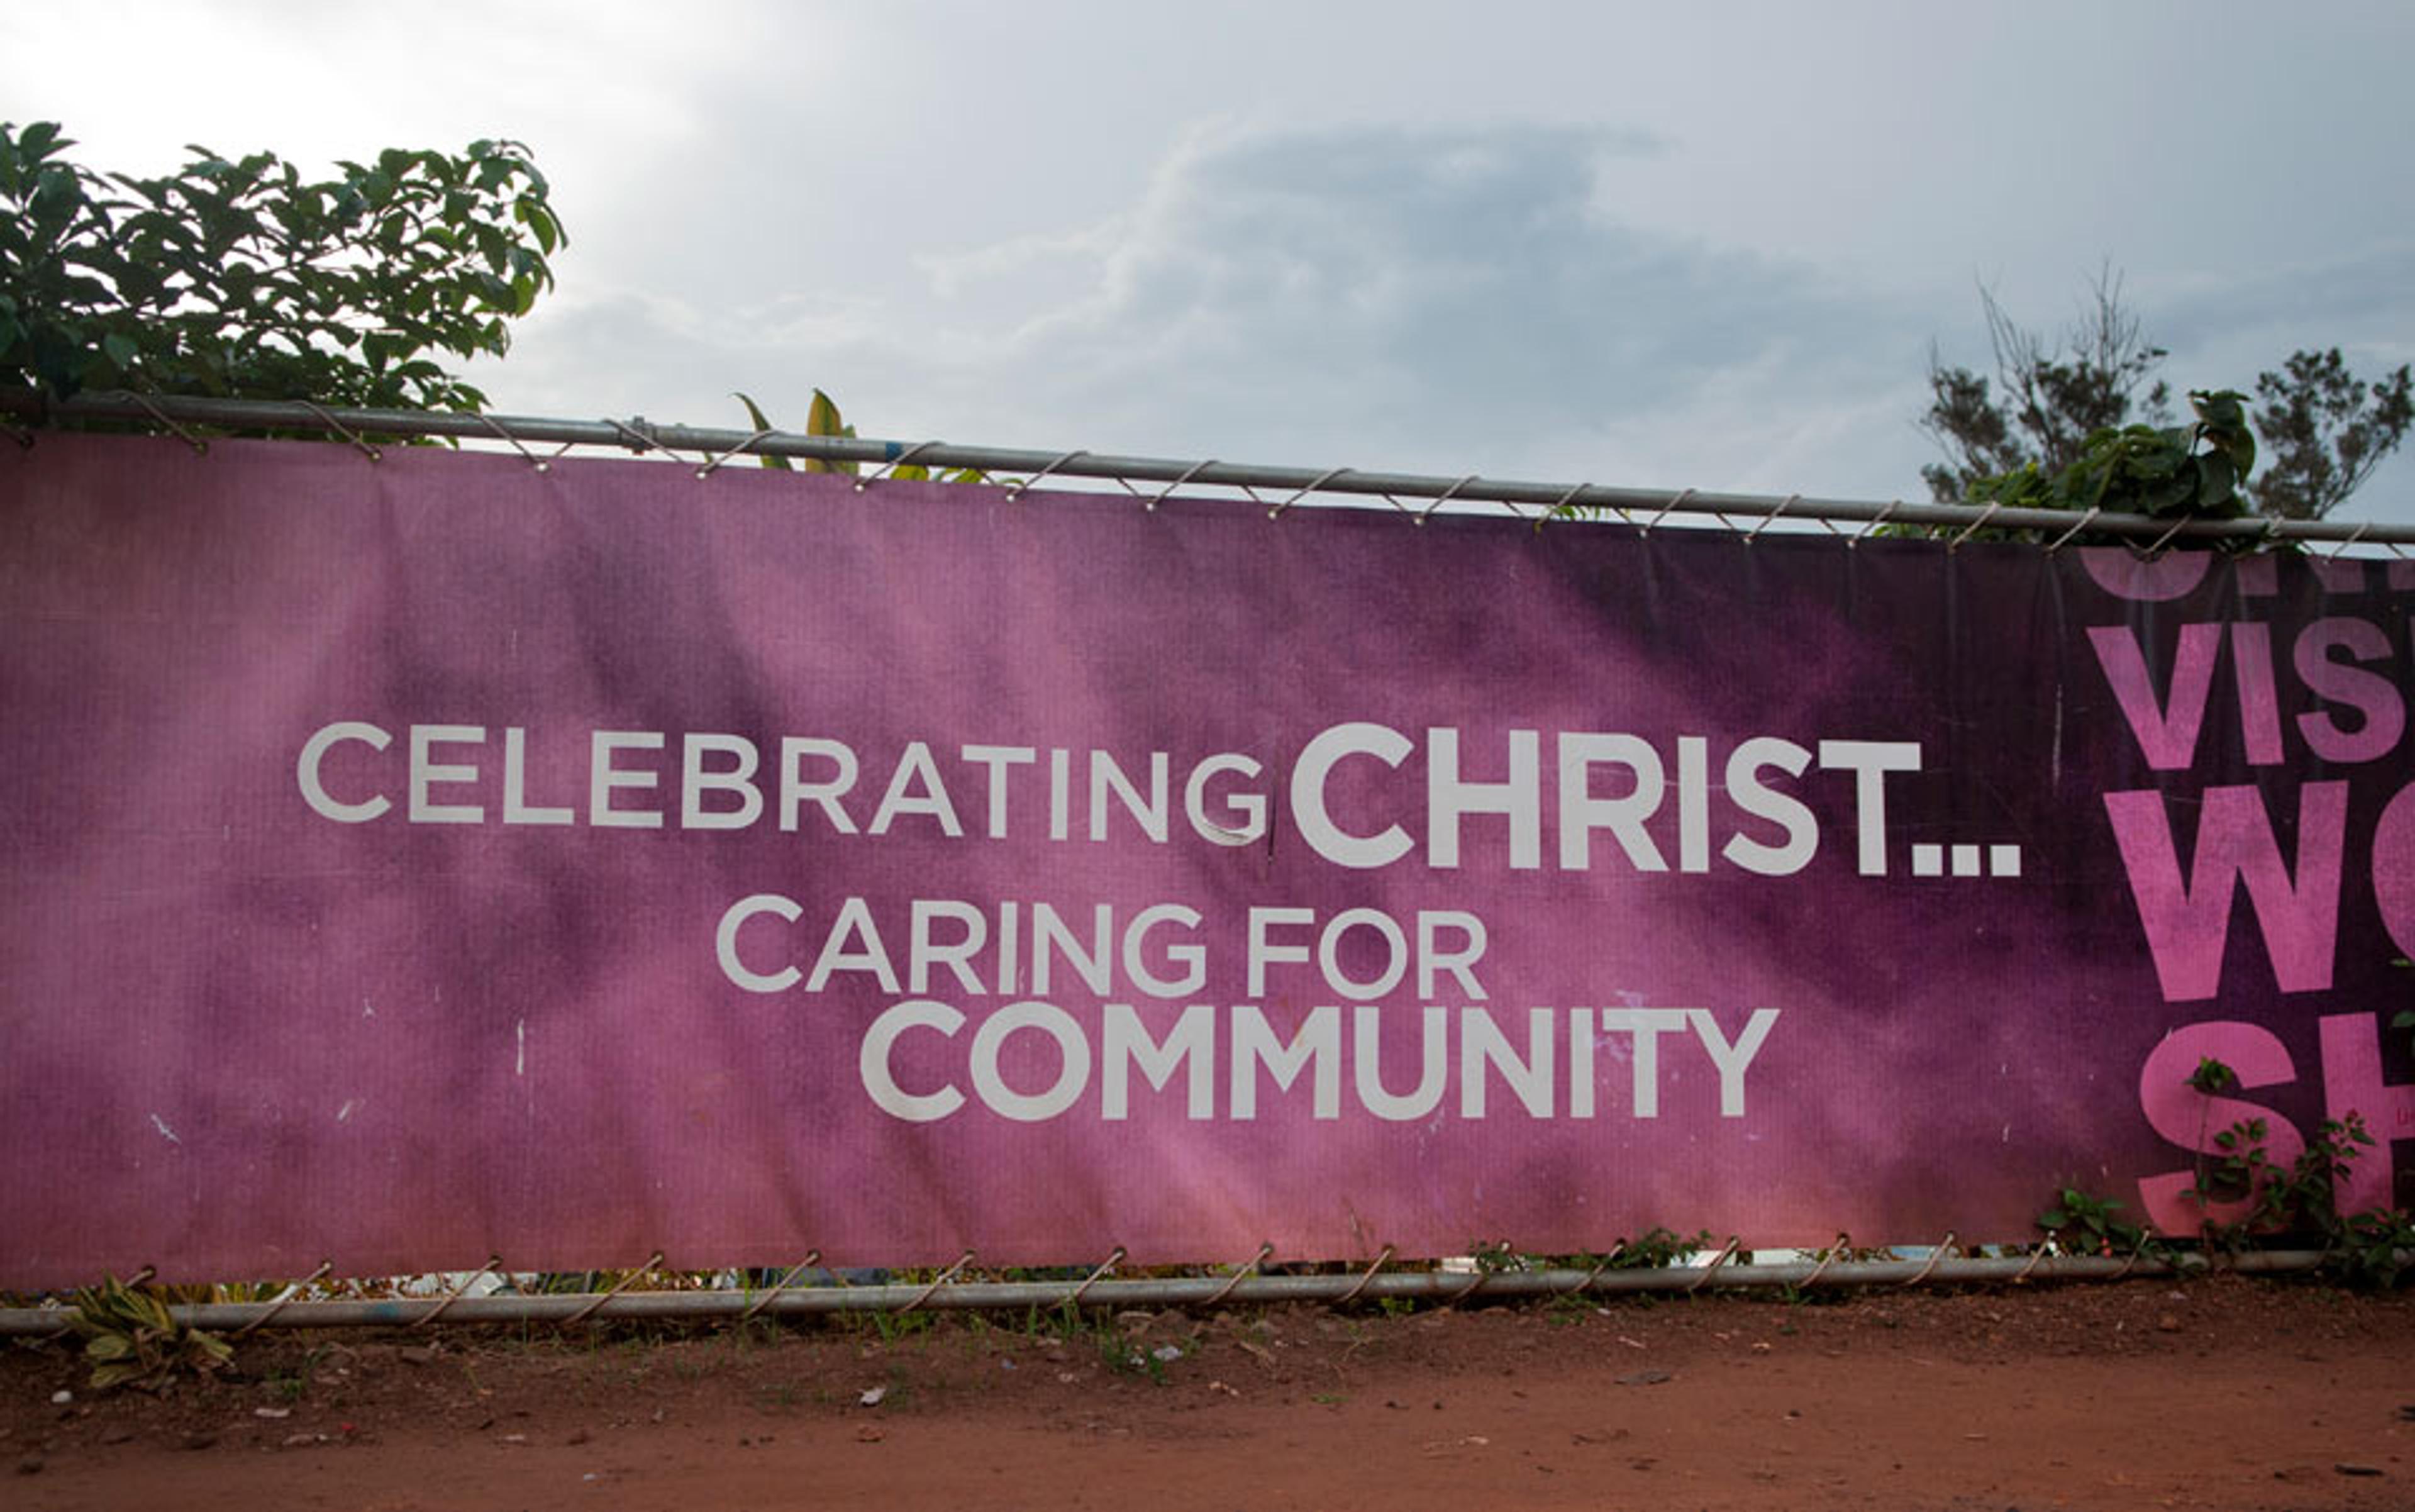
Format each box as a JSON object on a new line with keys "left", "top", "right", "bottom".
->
{"left": 7, "top": 1274, "right": 2411, "bottom": 1510}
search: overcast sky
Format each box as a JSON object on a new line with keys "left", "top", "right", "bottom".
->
{"left": 9, "top": 1, "right": 2413, "bottom": 521}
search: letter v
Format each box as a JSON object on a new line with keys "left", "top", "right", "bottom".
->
{"left": 2089, "top": 624, "right": 2223, "bottom": 771}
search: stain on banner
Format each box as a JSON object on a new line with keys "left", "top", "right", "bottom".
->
{"left": 1, "top": 435, "right": 2409, "bottom": 1284}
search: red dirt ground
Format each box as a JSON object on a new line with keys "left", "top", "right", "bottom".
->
{"left": 5, "top": 1273, "right": 2412, "bottom": 1511}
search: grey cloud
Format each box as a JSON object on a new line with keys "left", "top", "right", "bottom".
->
{"left": 2150, "top": 243, "right": 2415, "bottom": 373}
{"left": 948, "top": 123, "right": 1917, "bottom": 467}
{"left": 483, "top": 121, "right": 1933, "bottom": 497}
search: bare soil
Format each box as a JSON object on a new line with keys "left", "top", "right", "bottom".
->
{"left": 6, "top": 1273, "right": 2412, "bottom": 1510}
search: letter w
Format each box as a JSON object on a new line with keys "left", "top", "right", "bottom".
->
{"left": 2104, "top": 782, "right": 2346, "bottom": 1002}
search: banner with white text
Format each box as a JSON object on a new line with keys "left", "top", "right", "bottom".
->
{"left": 3, "top": 434, "right": 2410, "bottom": 1285}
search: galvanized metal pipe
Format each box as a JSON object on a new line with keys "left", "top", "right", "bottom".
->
{"left": 0, "top": 1251, "right": 2329, "bottom": 1337}
{"left": 3, "top": 391, "right": 2404, "bottom": 548}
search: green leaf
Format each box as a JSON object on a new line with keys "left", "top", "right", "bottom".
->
{"left": 802, "top": 387, "right": 857, "bottom": 476}
{"left": 89, "top": 1361, "right": 147, "bottom": 1391}
{"left": 733, "top": 392, "right": 792, "bottom": 471}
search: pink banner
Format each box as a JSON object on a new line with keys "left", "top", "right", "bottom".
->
{"left": 3, "top": 435, "right": 2409, "bottom": 1284}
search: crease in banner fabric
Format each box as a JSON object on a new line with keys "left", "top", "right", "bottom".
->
{"left": 3, "top": 433, "right": 2411, "bottom": 1285}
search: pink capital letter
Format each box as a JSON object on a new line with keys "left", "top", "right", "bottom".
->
{"left": 2319, "top": 1013, "right": 2415, "bottom": 1215}
{"left": 2089, "top": 624, "right": 2224, "bottom": 771}
{"left": 2104, "top": 782, "right": 2346, "bottom": 1001}
{"left": 2136, "top": 1021, "right": 2301, "bottom": 1235}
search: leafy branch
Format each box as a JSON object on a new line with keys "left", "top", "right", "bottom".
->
{"left": 1918, "top": 270, "right": 2411, "bottom": 535}
{"left": 2, "top": 120, "right": 562, "bottom": 413}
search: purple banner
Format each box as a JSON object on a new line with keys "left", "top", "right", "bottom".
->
{"left": 3, "top": 434, "right": 2411, "bottom": 1285}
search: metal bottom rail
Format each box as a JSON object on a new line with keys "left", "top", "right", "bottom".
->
{"left": 0, "top": 1251, "right": 2330, "bottom": 1337}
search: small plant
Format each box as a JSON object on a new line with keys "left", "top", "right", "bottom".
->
{"left": 69, "top": 1274, "right": 233, "bottom": 1391}
{"left": 2151, "top": 1049, "right": 2411, "bottom": 1286}
{"left": 1609, "top": 1228, "right": 1716, "bottom": 1270}
{"left": 847, "top": 1301, "right": 936, "bottom": 1346}
{"left": 2332, "top": 1207, "right": 2415, "bottom": 1289}
{"left": 1466, "top": 1240, "right": 1525, "bottom": 1275}
{"left": 2036, "top": 1187, "right": 2158, "bottom": 1259}
{"left": 2178, "top": 1055, "right": 2288, "bottom": 1240}
{"left": 1094, "top": 1318, "right": 1175, "bottom": 1384}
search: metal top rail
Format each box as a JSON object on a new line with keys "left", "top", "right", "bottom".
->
{"left": 5, "top": 390, "right": 2409, "bottom": 550}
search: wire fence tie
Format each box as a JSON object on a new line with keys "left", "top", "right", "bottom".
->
{"left": 1147, "top": 458, "right": 1220, "bottom": 511}
{"left": 1418, "top": 474, "right": 1480, "bottom": 523}
{"left": 605, "top": 418, "right": 663, "bottom": 455}
{"left": 1946, "top": 503, "right": 2003, "bottom": 552}
{"left": 1743, "top": 494, "right": 1800, "bottom": 545}
{"left": 1203, "top": 1243, "right": 1274, "bottom": 1307}
{"left": 2043, "top": 506, "right": 2102, "bottom": 554}
{"left": 855, "top": 440, "right": 947, "bottom": 492}
{"left": 1909, "top": 1233, "right": 1957, "bottom": 1287}
{"left": 696, "top": 428, "right": 777, "bottom": 479}
{"left": 1548, "top": 480, "right": 1593, "bottom": 517}
{"left": 1270, "top": 468, "right": 1353, "bottom": 520}
{"left": 1639, "top": 487, "right": 1695, "bottom": 538}
{"left": 2141, "top": 513, "right": 2192, "bottom": 559}
{"left": 297, "top": 401, "right": 382, "bottom": 461}
{"left": 1850, "top": 499, "right": 1901, "bottom": 547}
{"left": 116, "top": 392, "right": 209, "bottom": 454}
{"left": 2328, "top": 520, "right": 2373, "bottom": 560}
{"left": 1337, "top": 1245, "right": 1397, "bottom": 1306}
{"left": 235, "top": 1259, "right": 333, "bottom": 1339}
{"left": 1560, "top": 1240, "right": 1626, "bottom": 1298}
{"left": 896, "top": 1250, "right": 975, "bottom": 1314}
{"left": 1063, "top": 1247, "right": 1126, "bottom": 1308}
{"left": 739, "top": 1250, "right": 823, "bottom": 1323}
{"left": 1801, "top": 1232, "right": 1852, "bottom": 1291}
{"left": 1685, "top": 1236, "right": 1741, "bottom": 1294}
{"left": 1002, "top": 450, "right": 1088, "bottom": 502}
{"left": 414, "top": 1255, "right": 503, "bottom": 1329}
{"left": 471, "top": 411, "right": 565, "bottom": 471}
{"left": 564, "top": 1251, "right": 663, "bottom": 1327}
